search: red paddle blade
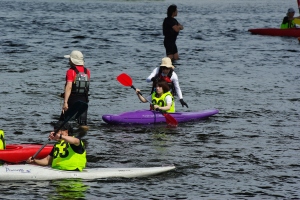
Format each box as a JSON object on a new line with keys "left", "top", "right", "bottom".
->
{"left": 163, "top": 113, "right": 178, "bottom": 126}
{"left": 117, "top": 73, "right": 132, "bottom": 87}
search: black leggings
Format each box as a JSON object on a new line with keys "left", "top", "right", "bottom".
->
{"left": 59, "top": 95, "right": 88, "bottom": 125}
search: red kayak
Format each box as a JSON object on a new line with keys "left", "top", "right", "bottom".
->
{"left": 0, "top": 144, "right": 53, "bottom": 163}
{"left": 248, "top": 28, "right": 300, "bottom": 37}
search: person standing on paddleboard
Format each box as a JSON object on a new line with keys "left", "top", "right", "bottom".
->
{"left": 59, "top": 50, "right": 90, "bottom": 126}
{"left": 136, "top": 80, "right": 175, "bottom": 113}
{"left": 146, "top": 57, "right": 188, "bottom": 108}
{"left": 280, "top": 8, "right": 300, "bottom": 29}
{"left": 26, "top": 121, "right": 86, "bottom": 171}
{"left": 163, "top": 4, "right": 184, "bottom": 60}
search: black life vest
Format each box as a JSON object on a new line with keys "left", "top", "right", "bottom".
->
{"left": 71, "top": 66, "right": 90, "bottom": 95}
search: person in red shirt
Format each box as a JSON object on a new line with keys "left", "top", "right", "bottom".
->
{"left": 60, "top": 50, "right": 91, "bottom": 126}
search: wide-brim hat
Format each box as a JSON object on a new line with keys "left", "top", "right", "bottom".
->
{"left": 64, "top": 50, "right": 84, "bottom": 65}
{"left": 160, "top": 57, "right": 175, "bottom": 69}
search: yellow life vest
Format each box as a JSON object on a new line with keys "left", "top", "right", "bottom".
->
{"left": 52, "top": 139, "right": 86, "bottom": 171}
{"left": 0, "top": 130, "right": 5, "bottom": 150}
{"left": 151, "top": 91, "right": 175, "bottom": 113}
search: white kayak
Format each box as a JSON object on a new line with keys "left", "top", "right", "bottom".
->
{"left": 0, "top": 164, "right": 175, "bottom": 181}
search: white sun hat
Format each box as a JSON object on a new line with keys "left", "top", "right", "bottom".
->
{"left": 160, "top": 57, "right": 175, "bottom": 69}
{"left": 64, "top": 50, "right": 84, "bottom": 65}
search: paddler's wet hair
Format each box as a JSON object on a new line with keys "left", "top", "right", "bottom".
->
{"left": 54, "top": 121, "right": 73, "bottom": 136}
{"left": 156, "top": 80, "right": 170, "bottom": 93}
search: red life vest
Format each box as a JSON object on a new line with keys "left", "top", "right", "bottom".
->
{"left": 150, "top": 68, "right": 176, "bottom": 97}
{"left": 159, "top": 74, "right": 172, "bottom": 83}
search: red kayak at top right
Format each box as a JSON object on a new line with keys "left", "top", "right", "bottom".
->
{"left": 248, "top": 28, "right": 300, "bottom": 37}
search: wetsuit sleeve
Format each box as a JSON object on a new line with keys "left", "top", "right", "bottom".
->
{"left": 70, "top": 139, "right": 85, "bottom": 154}
{"left": 281, "top": 17, "right": 289, "bottom": 29}
{"left": 171, "top": 72, "right": 183, "bottom": 99}
{"left": 146, "top": 67, "right": 159, "bottom": 82}
{"left": 280, "top": 16, "right": 294, "bottom": 29}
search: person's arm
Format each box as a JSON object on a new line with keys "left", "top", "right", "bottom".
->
{"left": 27, "top": 155, "right": 52, "bottom": 166}
{"left": 146, "top": 67, "right": 159, "bottom": 82}
{"left": 172, "top": 23, "right": 184, "bottom": 32}
{"left": 153, "top": 95, "right": 172, "bottom": 111}
{"left": 171, "top": 73, "right": 188, "bottom": 108}
{"left": 171, "top": 73, "right": 183, "bottom": 99}
{"left": 60, "top": 134, "right": 80, "bottom": 146}
{"left": 63, "top": 81, "right": 72, "bottom": 111}
{"left": 48, "top": 131, "right": 80, "bottom": 146}
{"left": 135, "top": 89, "right": 148, "bottom": 103}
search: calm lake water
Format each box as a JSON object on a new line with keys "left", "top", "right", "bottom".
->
{"left": 1, "top": 0, "right": 300, "bottom": 199}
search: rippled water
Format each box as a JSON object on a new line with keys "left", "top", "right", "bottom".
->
{"left": 1, "top": 0, "right": 300, "bottom": 199}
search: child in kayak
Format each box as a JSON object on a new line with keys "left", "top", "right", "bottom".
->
{"left": 26, "top": 121, "right": 86, "bottom": 171}
{"left": 136, "top": 80, "right": 175, "bottom": 113}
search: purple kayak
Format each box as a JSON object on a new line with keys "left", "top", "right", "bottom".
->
{"left": 102, "top": 109, "right": 219, "bottom": 125}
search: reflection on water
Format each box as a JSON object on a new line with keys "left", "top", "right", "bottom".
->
{"left": 47, "top": 179, "right": 89, "bottom": 200}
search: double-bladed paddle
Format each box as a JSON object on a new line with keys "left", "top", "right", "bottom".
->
{"left": 116, "top": 73, "right": 178, "bottom": 126}
{"left": 31, "top": 101, "right": 88, "bottom": 160}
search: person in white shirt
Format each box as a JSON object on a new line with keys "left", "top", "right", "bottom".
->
{"left": 146, "top": 57, "right": 188, "bottom": 108}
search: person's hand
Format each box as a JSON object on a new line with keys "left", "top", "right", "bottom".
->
{"left": 135, "top": 88, "right": 141, "bottom": 95}
{"left": 179, "top": 99, "right": 188, "bottom": 108}
{"left": 26, "top": 157, "right": 34, "bottom": 164}
{"left": 49, "top": 131, "right": 60, "bottom": 141}
{"left": 63, "top": 102, "right": 68, "bottom": 111}
{"left": 151, "top": 77, "right": 158, "bottom": 83}
{"left": 153, "top": 105, "right": 160, "bottom": 110}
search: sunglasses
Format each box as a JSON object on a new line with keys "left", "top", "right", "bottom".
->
{"left": 161, "top": 66, "right": 170, "bottom": 70}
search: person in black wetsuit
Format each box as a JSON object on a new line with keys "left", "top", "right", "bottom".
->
{"left": 162, "top": 4, "right": 184, "bottom": 60}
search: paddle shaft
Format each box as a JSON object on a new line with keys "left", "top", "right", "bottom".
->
{"left": 132, "top": 85, "right": 173, "bottom": 115}
{"left": 31, "top": 119, "right": 70, "bottom": 159}
{"left": 117, "top": 73, "right": 178, "bottom": 126}
{"left": 131, "top": 85, "right": 153, "bottom": 105}
{"left": 31, "top": 101, "right": 87, "bottom": 160}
